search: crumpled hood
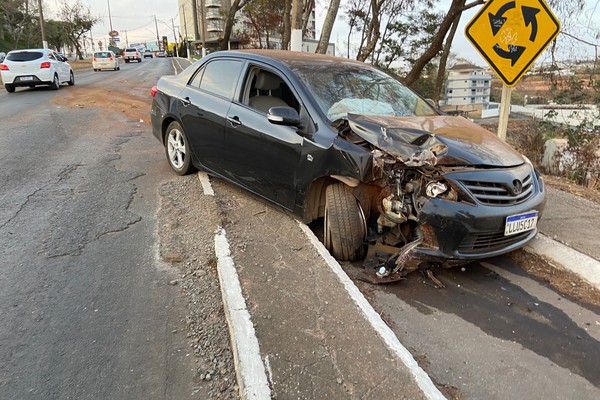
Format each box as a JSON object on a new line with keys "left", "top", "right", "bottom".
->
{"left": 347, "top": 114, "right": 525, "bottom": 167}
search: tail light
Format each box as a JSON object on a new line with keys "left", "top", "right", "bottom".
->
{"left": 40, "top": 61, "right": 51, "bottom": 68}
{"left": 151, "top": 85, "right": 158, "bottom": 97}
{"left": 122, "top": 52, "right": 126, "bottom": 57}
{"left": 0, "top": 64, "right": 8, "bottom": 71}
{"left": 136, "top": 52, "right": 140, "bottom": 56}
{"left": 93, "top": 57, "right": 97, "bottom": 62}
{"left": 109, "top": 56, "right": 113, "bottom": 61}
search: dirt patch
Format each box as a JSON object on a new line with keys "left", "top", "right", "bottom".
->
{"left": 53, "top": 86, "right": 151, "bottom": 123}
{"left": 511, "top": 249, "right": 600, "bottom": 308}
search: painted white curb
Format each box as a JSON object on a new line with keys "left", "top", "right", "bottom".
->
{"left": 215, "top": 228, "right": 271, "bottom": 399}
{"left": 525, "top": 233, "right": 600, "bottom": 289}
{"left": 298, "top": 222, "right": 446, "bottom": 400}
{"left": 198, "top": 172, "right": 215, "bottom": 196}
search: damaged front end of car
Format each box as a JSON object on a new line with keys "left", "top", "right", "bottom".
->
{"left": 334, "top": 114, "right": 546, "bottom": 284}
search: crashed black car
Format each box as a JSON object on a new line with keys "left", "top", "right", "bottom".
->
{"left": 151, "top": 50, "right": 545, "bottom": 280}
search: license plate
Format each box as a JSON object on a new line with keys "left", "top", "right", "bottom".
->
{"left": 504, "top": 211, "right": 538, "bottom": 236}
{"left": 20, "top": 76, "right": 33, "bottom": 81}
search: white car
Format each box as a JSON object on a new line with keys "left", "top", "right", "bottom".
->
{"left": 92, "top": 51, "right": 120, "bottom": 71}
{"left": 0, "top": 48, "right": 74, "bottom": 93}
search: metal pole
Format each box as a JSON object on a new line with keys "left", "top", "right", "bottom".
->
{"left": 36, "top": 0, "right": 47, "bottom": 49}
{"left": 107, "top": 0, "right": 113, "bottom": 32}
{"left": 497, "top": 85, "right": 512, "bottom": 141}
{"left": 199, "top": 0, "right": 206, "bottom": 57}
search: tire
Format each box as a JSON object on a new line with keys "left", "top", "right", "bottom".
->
{"left": 165, "top": 121, "right": 196, "bottom": 175}
{"left": 50, "top": 74, "right": 60, "bottom": 90}
{"left": 5, "top": 84, "right": 15, "bottom": 93}
{"left": 125, "top": 60, "right": 129, "bottom": 63}
{"left": 324, "top": 183, "right": 366, "bottom": 261}
{"left": 68, "top": 71, "right": 75, "bottom": 86}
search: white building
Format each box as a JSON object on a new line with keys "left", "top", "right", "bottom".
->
{"left": 444, "top": 64, "right": 491, "bottom": 108}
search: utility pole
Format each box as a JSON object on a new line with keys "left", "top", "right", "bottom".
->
{"left": 154, "top": 14, "right": 161, "bottom": 50}
{"left": 36, "top": 0, "right": 48, "bottom": 49}
{"left": 290, "top": 0, "right": 302, "bottom": 51}
{"left": 107, "top": 0, "right": 114, "bottom": 32}
{"left": 122, "top": 30, "right": 129, "bottom": 47}
{"left": 172, "top": 18, "right": 179, "bottom": 57}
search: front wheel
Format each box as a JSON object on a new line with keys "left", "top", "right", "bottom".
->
{"left": 68, "top": 71, "right": 75, "bottom": 86}
{"left": 165, "top": 121, "right": 196, "bottom": 175}
{"left": 324, "top": 183, "right": 366, "bottom": 261}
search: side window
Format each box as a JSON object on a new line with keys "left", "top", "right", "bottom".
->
{"left": 198, "top": 59, "right": 243, "bottom": 99}
{"left": 243, "top": 67, "right": 300, "bottom": 114}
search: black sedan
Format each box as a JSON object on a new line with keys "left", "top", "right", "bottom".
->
{"left": 150, "top": 50, "right": 545, "bottom": 280}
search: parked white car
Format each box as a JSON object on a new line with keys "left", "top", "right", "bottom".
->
{"left": 0, "top": 48, "right": 74, "bottom": 93}
{"left": 92, "top": 51, "right": 120, "bottom": 71}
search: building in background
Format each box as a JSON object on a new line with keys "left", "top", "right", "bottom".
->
{"left": 443, "top": 64, "right": 491, "bottom": 115}
{"left": 178, "top": 0, "right": 317, "bottom": 51}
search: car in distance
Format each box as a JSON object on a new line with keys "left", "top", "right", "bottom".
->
{"left": 157, "top": 51, "right": 165, "bottom": 57}
{"left": 92, "top": 51, "right": 120, "bottom": 71}
{"left": 0, "top": 48, "right": 74, "bottom": 93}
{"left": 165, "top": 50, "right": 173, "bottom": 57}
{"left": 0, "top": 52, "right": 5, "bottom": 63}
{"left": 122, "top": 47, "right": 142, "bottom": 63}
{"left": 144, "top": 49, "right": 153, "bottom": 58}
{"left": 150, "top": 50, "right": 545, "bottom": 281}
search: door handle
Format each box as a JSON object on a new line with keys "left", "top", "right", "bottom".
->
{"left": 180, "top": 97, "right": 191, "bottom": 106}
{"left": 227, "top": 116, "right": 242, "bottom": 127}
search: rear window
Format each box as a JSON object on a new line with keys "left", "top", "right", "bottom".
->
{"left": 7, "top": 51, "right": 44, "bottom": 62}
{"left": 125, "top": 48, "right": 137, "bottom": 52}
{"left": 94, "top": 52, "right": 111, "bottom": 58}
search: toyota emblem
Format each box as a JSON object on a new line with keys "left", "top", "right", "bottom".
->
{"left": 512, "top": 179, "right": 523, "bottom": 195}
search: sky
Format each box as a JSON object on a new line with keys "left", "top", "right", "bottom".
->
{"left": 46, "top": 0, "right": 600, "bottom": 64}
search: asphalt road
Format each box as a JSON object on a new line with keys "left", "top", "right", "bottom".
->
{"left": 0, "top": 58, "right": 196, "bottom": 399}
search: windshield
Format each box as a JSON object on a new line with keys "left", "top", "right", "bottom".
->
{"left": 292, "top": 62, "right": 437, "bottom": 122}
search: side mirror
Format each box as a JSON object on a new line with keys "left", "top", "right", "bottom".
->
{"left": 267, "top": 106, "right": 301, "bottom": 127}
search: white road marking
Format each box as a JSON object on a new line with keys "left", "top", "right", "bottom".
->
{"left": 298, "top": 222, "right": 446, "bottom": 400}
{"left": 215, "top": 228, "right": 271, "bottom": 400}
{"left": 197, "top": 172, "right": 214, "bottom": 196}
{"left": 138, "top": 71, "right": 145, "bottom": 76}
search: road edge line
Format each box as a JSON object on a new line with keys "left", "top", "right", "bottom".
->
{"left": 298, "top": 222, "right": 446, "bottom": 400}
{"left": 525, "top": 233, "right": 600, "bottom": 289}
{"left": 215, "top": 228, "right": 271, "bottom": 400}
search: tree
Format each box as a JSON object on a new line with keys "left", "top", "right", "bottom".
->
{"left": 240, "top": 0, "right": 284, "bottom": 48}
{"left": 0, "top": 0, "right": 39, "bottom": 49}
{"left": 58, "top": 0, "right": 98, "bottom": 60}
{"left": 219, "top": 0, "right": 252, "bottom": 50}
{"left": 315, "top": 0, "right": 341, "bottom": 54}
{"left": 46, "top": 20, "right": 70, "bottom": 53}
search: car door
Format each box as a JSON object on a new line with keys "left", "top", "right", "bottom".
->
{"left": 177, "top": 58, "right": 244, "bottom": 175}
{"left": 223, "top": 64, "right": 305, "bottom": 210}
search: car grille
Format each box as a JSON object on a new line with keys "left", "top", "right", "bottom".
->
{"left": 458, "top": 230, "right": 532, "bottom": 254}
{"left": 460, "top": 173, "right": 534, "bottom": 205}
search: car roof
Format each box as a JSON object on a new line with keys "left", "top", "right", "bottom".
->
{"left": 215, "top": 49, "right": 367, "bottom": 68}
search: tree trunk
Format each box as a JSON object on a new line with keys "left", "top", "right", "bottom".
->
{"left": 282, "top": 0, "right": 291, "bottom": 49}
{"left": 404, "top": 0, "right": 484, "bottom": 86}
{"left": 356, "top": 0, "right": 381, "bottom": 62}
{"left": 433, "top": 14, "right": 461, "bottom": 103}
{"left": 315, "top": 0, "right": 341, "bottom": 53}
{"left": 219, "top": 0, "right": 249, "bottom": 50}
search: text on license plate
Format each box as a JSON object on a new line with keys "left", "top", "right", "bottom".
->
{"left": 20, "top": 76, "right": 33, "bottom": 81}
{"left": 504, "top": 211, "right": 538, "bottom": 236}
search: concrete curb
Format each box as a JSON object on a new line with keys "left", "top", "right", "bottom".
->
{"left": 215, "top": 228, "right": 271, "bottom": 400}
{"left": 525, "top": 233, "right": 600, "bottom": 289}
{"left": 298, "top": 222, "right": 446, "bottom": 400}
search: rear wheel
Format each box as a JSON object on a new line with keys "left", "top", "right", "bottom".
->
{"left": 165, "top": 121, "right": 196, "bottom": 175}
{"left": 50, "top": 74, "right": 60, "bottom": 90}
{"left": 5, "top": 84, "right": 15, "bottom": 93}
{"left": 68, "top": 71, "right": 75, "bottom": 86}
{"left": 324, "top": 183, "right": 367, "bottom": 261}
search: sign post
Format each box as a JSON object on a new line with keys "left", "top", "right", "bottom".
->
{"left": 466, "top": 0, "right": 560, "bottom": 139}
